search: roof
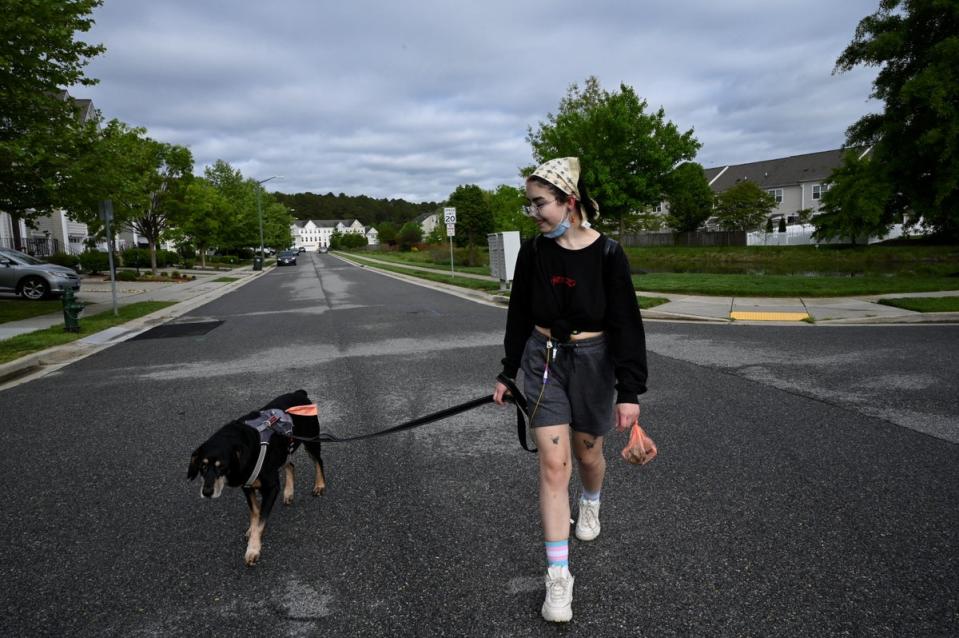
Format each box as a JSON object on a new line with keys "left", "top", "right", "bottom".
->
{"left": 413, "top": 212, "right": 437, "bottom": 224}
{"left": 294, "top": 219, "right": 363, "bottom": 228}
{"left": 704, "top": 148, "right": 868, "bottom": 192}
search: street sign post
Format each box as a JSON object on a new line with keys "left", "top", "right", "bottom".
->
{"left": 444, "top": 208, "right": 456, "bottom": 277}
{"left": 98, "top": 200, "right": 119, "bottom": 316}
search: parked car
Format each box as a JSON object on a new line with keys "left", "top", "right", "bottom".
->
{"left": 318, "top": 246, "right": 329, "bottom": 253}
{"left": 277, "top": 250, "right": 298, "bottom": 266}
{"left": 297, "top": 246, "right": 306, "bottom": 253}
{"left": 0, "top": 247, "right": 81, "bottom": 300}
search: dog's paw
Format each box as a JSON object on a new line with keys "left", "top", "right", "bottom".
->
{"left": 283, "top": 494, "right": 294, "bottom": 506}
{"left": 312, "top": 485, "right": 326, "bottom": 497}
{"left": 244, "top": 549, "right": 260, "bottom": 566}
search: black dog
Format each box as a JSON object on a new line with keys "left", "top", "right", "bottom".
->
{"left": 188, "top": 389, "right": 327, "bottom": 566}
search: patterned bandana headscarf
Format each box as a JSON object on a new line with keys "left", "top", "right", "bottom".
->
{"left": 529, "top": 157, "right": 600, "bottom": 219}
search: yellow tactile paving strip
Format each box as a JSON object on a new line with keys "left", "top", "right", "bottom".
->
{"left": 730, "top": 311, "right": 810, "bottom": 321}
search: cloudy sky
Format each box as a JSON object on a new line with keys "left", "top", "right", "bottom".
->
{"left": 78, "top": 0, "right": 882, "bottom": 202}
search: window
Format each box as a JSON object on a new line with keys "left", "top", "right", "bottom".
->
{"left": 767, "top": 188, "right": 783, "bottom": 203}
{"left": 812, "top": 184, "right": 829, "bottom": 200}
{"left": 654, "top": 203, "right": 663, "bottom": 213}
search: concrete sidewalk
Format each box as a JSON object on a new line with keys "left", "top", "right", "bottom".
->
{"left": 641, "top": 290, "right": 959, "bottom": 324}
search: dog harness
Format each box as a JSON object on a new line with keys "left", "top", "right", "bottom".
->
{"left": 242, "top": 408, "right": 299, "bottom": 488}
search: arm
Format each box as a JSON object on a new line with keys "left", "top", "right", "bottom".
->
{"left": 603, "top": 244, "right": 648, "bottom": 430}
{"left": 494, "top": 240, "right": 534, "bottom": 404}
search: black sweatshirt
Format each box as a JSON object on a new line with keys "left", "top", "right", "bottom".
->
{"left": 500, "top": 234, "right": 648, "bottom": 403}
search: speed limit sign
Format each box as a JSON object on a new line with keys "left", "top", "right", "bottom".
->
{"left": 444, "top": 207, "right": 456, "bottom": 224}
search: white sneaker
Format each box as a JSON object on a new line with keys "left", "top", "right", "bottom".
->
{"left": 575, "top": 498, "right": 601, "bottom": 541}
{"left": 541, "top": 566, "right": 574, "bottom": 622}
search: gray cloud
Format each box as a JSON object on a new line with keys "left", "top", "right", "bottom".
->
{"left": 79, "top": 0, "right": 881, "bottom": 202}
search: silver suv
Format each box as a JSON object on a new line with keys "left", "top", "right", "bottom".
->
{"left": 0, "top": 247, "right": 81, "bottom": 300}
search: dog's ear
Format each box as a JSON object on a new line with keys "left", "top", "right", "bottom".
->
{"left": 187, "top": 446, "right": 203, "bottom": 480}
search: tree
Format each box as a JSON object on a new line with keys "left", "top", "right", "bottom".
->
{"left": 663, "top": 162, "right": 714, "bottom": 232}
{"left": 397, "top": 222, "right": 422, "bottom": 251}
{"left": 447, "top": 184, "right": 492, "bottom": 247}
{"left": 835, "top": 0, "right": 959, "bottom": 239}
{"left": 812, "top": 152, "right": 895, "bottom": 245}
{"left": 714, "top": 181, "right": 777, "bottom": 231}
{"left": 487, "top": 184, "right": 537, "bottom": 238}
{"left": 527, "top": 76, "right": 700, "bottom": 237}
{"left": 125, "top": 141, "right": 194, "bottom": 272}
{"left": 797, "top": 207, "right": 815, "bottom": 231}
{"left": 0, "top": 0, "right": 105, "bottom": 246}
{"left": 180, "top": 178, "right": 228, "bottom": 268}
{"left": 377, "top": 221, "right": 399, "bottom": 246}
{"left": 778, "top": 217, "right": 787, "bottom": 233}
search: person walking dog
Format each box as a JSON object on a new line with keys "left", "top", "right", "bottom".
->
{"left": 493, "top": 157, "right": 648, "bottom": 622}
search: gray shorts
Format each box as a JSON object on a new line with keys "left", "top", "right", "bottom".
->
{"left": 520, "top": 330, "right": 616, "bottom": 437}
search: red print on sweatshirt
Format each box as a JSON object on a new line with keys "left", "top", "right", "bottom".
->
{"left": 551, "top": 275, "right": 577, "bottom": 288}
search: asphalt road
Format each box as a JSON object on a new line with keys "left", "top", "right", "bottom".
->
{"left": 1, "top": 252, "right": 957, "bottom": 637}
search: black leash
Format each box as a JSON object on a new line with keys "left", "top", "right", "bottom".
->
{"left": 306, "top": 376, "right": 536, "bottom": 453}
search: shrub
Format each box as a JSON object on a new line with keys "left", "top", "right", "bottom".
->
{"left": 79, "top": 250, "right": 109, "bottom": 274}
{"left": 115, "top": 269, "right": 138, "bottom": 281}
{"left": 45, "top": 252, "right": 80, "bottom": 270}
{"left": 121, "top": 248, "right": 150, "bottom": 268}
{"left": 177, "top": 244, "right": 196, "bottom": 259}
{"left": 182, "top": 259, "right": 195, "bottom": 269}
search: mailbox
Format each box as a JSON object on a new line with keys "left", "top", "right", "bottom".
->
{"left": 487, "top": 231, "right": 521, "bottom": 287}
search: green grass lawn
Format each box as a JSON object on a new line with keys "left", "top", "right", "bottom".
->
{"left": 625, "top": 244, "right": 959, "bottom": 276}
{"left": 0, "top": 301, "right": 175, "bottom": 364}
{"left": 336, "top": 243, "right": 959, "bottom": 297}
{"left": 345, "top": 250, "right": 492, "bottom": 276}
{"left": 877, "top": 296, "right": 959, "bottom": 312}
{"left": 0, "top": 299, "right": 63, "bottom": 324}
{"left": 342, "top": 255, "right": 502, "bottom": 292}
{"left": 633, "top": 272, "right": 959, "bottom": 297}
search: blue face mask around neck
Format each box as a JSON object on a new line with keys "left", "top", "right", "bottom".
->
{"left": 542, "top": 212, "right": 571, "bottom": 239}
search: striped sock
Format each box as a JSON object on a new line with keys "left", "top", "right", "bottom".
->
{"left": 582, "top": 488, "right": 601, "bottom": 502}
{"left": 545, "top": 539, "right": 569, "bottom": 568}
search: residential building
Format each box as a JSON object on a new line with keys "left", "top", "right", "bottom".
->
{"left": 291, "top": 219, "right": 376, "bottom": 250}
{"left": 414, "top": 212, "right": 439, "bottom": 237}
{"left": 703, "top": 147, "right": 871, "bottom": 226}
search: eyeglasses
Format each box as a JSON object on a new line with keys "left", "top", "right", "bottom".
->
{"left": 523, "top": 198, "right": 558, "bottom": 217}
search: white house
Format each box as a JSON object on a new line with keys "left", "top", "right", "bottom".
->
{"left": 702, "top": 147, "right": 871, "bottom": 226}
{"left": 291, "top": 218, "right": 374, "bottom": 250}
{"left": 414, "top": 212, "right": 439, "bottom": 237}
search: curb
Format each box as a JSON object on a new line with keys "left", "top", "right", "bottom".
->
{"left": 0, "top": 268, "right": 267, "bottom": 391}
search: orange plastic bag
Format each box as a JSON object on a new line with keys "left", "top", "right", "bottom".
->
{"left": 621, "top": 420, "right": 657, "bottom": 465}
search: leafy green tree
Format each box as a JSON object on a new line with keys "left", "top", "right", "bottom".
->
{"left": 124, "top": 141, "right": 193, "bottom": 272}
{"left": 797, "top": 207, "right": 815, "bottom": 231}
{"left": 377, "top": 221, "right": 399, "bottom": 246}
{"left": 397, "top": 222, "right": 422, "bottom": 251}
{"left": 663, "top": 162, "right": 714, "bottom": 232}
{"left": 813, "top": 152, "right": 895, "bottom": 245}
{"left": 0, "top": 0, "right": 105, "bottom": 245}
{"left": 714, "top": 181, "right": 777, "bottom": 232}
{"left": 180, "top": 178, "right": 228, "bottom": 267}
{"left": 447, "top": 184, "right": 493, "bottom": 247}
{"left": 487, "top": 184, "right": 537, "bottom": 238}
{"left": 203, "top": 160, "right": 258, "bottom": 251}
{"left": 527, "top": 76, "right": 700, "bottom": 237}
{"left": 835, "top": 0, "right": 959, "bottom": 239}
